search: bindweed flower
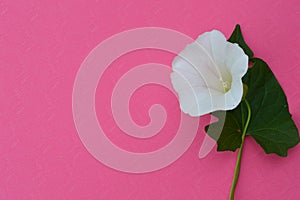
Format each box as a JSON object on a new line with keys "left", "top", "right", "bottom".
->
{"left": 170, "top": 25, "right": 300, "bottom": 200}
{"left": 170, "top": 30, "right": 248, "bottom": 116}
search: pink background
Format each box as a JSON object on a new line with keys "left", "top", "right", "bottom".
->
{"left": 1, "top": 0, "right": 300, "bottom": 199}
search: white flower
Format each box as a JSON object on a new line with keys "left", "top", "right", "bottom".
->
{"left": 170, "top": 30, "right": 248, "bottom": 116}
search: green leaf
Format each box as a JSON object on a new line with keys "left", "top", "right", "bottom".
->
{"left": 228, "top": 24, "right": 254, "bottom": 58}
{"left": 244, "top": 58, "right": 299, "bottom": 156}
{"left": 205, "top": 103, "right": 247, "bottom": 152}
{"left": 206, "top": 58, "right": 300, "bottom": 156}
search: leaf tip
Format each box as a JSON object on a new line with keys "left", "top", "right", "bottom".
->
{"left": 228, "top": 24, "right": 254, "bottom": 58}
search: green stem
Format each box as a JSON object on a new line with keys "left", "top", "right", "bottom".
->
{"left": 229, "top": 99, "right": 251, "bottom": 200}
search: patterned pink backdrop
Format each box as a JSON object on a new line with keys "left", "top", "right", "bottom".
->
{"left": 1, "top": 0, "right": 300, "bottom": 199}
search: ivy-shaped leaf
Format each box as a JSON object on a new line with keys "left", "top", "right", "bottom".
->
{"left": 244, "top": 58, "right": 299, "bottom": 156}
{"left": 206, "top": 25, "right": 299, "bottom": 157}
{"left": 205, "top": 104, "right": 246, "bottom": 152}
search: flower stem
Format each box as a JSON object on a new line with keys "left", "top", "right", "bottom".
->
{"left": 229, "top": 99, "right": 251, "bottom": 200}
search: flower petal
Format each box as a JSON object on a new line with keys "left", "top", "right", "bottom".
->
{"left": 225, "top": 43, "right": 249, "bottom": 77}
{"left": 171, "top": 30, "right": 248, "bottom": 116}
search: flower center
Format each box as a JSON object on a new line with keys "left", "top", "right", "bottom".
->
{"left": 221, "top": 80, "right": 231, "bottom": 93}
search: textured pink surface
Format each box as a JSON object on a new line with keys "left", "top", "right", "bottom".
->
{"left": 1, "top": 0, "right": 300, "bottom": 199}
